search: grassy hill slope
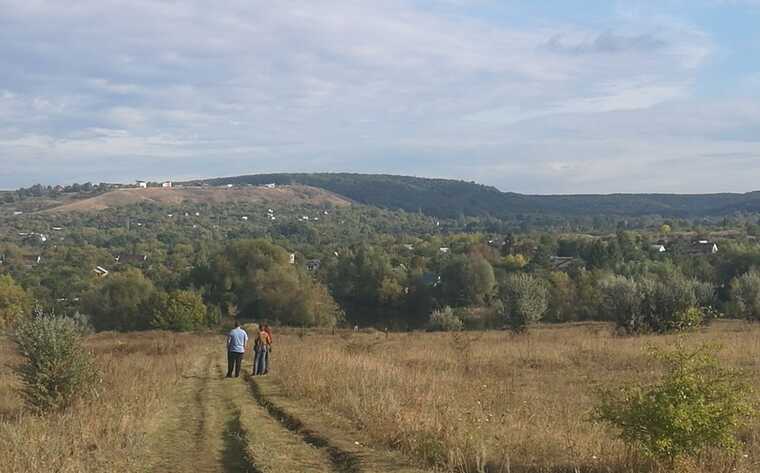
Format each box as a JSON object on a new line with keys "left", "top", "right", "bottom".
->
{"left": 42, "top": 185, "right": 351, "bottom": 213}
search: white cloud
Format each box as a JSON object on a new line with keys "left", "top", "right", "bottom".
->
{"left": 0, "top": 0, "right": 753, "bottom": 192}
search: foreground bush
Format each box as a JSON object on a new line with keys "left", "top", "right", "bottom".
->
{"left": 13, "top": 315, "right": 99, "bottom": 412}
{"left": 595, "top": 343, "right": 753, "bottom": 468}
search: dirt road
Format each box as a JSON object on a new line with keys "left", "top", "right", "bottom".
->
{"left": 145, "top": 347, "right": 427, "bottom": 473}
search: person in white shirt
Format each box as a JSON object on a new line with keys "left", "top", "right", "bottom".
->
{"left": 226, "top": 321, "right": 248, "bottom": 378}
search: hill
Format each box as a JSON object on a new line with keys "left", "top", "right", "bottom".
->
{"left": 42, "top": 185, "right": 351, "bottom": 213}
{"left": 189, "top": 173, "right": 760, "bottom": 219}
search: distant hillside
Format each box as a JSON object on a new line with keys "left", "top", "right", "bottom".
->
{"left": 189, "top": 173, "right": 760, "bottom": 219}
{"left": 43, "top": 185, "right": 351, "bottom": 213}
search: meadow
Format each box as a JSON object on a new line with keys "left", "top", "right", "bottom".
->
{"left": 0, "top": 332, "right": 216, "bottom": 473}
{"left": 275, "top": 322, "right": 760, "bottom": 472}
{"left": 1, "top": 322, "right": 759, "bottom": 473}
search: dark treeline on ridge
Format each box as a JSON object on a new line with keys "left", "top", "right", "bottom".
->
{"left": 190, "top": 173, "right": 760, "bottom": 219}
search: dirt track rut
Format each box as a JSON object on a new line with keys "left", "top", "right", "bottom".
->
{"left": 146, "top": 348, "right": 427, "bottom": 473}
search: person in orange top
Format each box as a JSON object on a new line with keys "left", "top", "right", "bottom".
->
{"left": 253, "top": 324, "right": 272, "bottom": 376}
{"left": 262, "top": 324, "right": 273, "bottom": 374}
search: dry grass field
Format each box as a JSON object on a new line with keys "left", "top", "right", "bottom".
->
{"left": 0, "top": 331, "right": 217, "bottom": 473}
{"left": 1, "top": 323, "right": 758, "bottom": 473}
{"left": 41, "top": 185, "right": 352, "bottom": 213}
{"left": 274, "top": 322, "right": 760, "bottom": 473}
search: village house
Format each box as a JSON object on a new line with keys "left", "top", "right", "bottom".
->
{"left": 162, "top": 181, "right": 173, "bottom": 188}
{"left": 93, "top": 266, "right": 109, "bottom": 277}
{"left": 549, "top": 256, "right": 585, "bottom": 272}
{"left": 305, "top": 259, "right": 321, "bottom": 272}
{"left": 115, "top": 254, "right": 148, "bottom": 265}
{"left": 421, "top": 272, "right": 442, "bottom": 287}
{"left": 684, "top": 240, "right": 719, "bottom": 256}
{"left": 21, "top": 255, "right": 42, "bottom": 267}
{"left": 137, "top": 180, "right": 147, "bottom": 188}
{"left": 664, "top": 239, "right": 719, "bottom": 256}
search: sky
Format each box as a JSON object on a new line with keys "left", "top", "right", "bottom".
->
{"left": 1, "top": 0, "right": 759, "bottom": 194}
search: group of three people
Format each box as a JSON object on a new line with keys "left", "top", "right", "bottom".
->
{"left": 226, "top": 321, "right": 272, "bottom": 378}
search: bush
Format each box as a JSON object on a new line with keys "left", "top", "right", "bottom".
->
{"left": 595, "top": 343, "right": 753, "bottom": 467}
{"left": 667, "top": 306, "right": 704, "bottom": 332}
{"left": 427, "top": 306, "right": 463, "bottom": 332}
{"left": 0, "top": 274, "right": 31, "bottom": 330}
{"left": 600, "top": 273, "right": 710, "bottom": 334}
{"left": 205, "top": 304, "right": 223, "bottom": 327}
{"left": 13, "top": 315, "right": 100, "bottom": 412}
{"left": 730, "top": 270, "right": 760, "bottom": 321}
{"left": 150, "top": 290, "right": 208, "bottom": 331}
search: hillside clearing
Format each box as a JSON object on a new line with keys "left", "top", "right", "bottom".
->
{"left": 41, "top": 185, "right": 352, "bottom": 213}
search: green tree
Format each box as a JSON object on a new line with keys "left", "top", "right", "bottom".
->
{"left": 329, "top": 244, "right": 406, "bottom": 324}
{"left": 441, "top": 253, "right": 496, "bottom": 307}
{"left": 730, "top": 270, "right": 760, "bottom": 321}
{"left": 203, "top": 239, "right": 340, "bottom": 326}
{"left": 546, "top": 271, "right": 577, "bottom": 323}
{"left": 500, "top": 273, "right": 548, "bottom": 331}
{"left": 598, "top": 275, "right": 643, "bottom": 331}
{"left": 150, "top": 290, "right": 207, "bottom": 331}
{"left": 82, "top": 268, "right": 156, "bottom": 331}
{"left": 0, "top": 274, "right": 31, "bottom": 330}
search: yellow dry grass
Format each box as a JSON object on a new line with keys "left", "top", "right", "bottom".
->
{"left": 0, "top": 331, "right": 216, "bottom": 473}
{"left": 43, "top": 185, "right": 351, "bottom": 213}
{"left": 273, "top": 321, "right": 760, "bottom": 473}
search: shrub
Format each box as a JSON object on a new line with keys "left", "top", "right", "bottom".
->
{"left": 667, "top": 306, "right": 704, "bottom": 332}
{"left": 0, "top": 274, "right": 31, "bottom": 330}
{"left": 205, "top": 304, "right": 223, "bottom": 327}
{"left": 595, "top": 343, "right": 753, "bottom": 467}
{"left": 730, "top": 270, "right": 760, "bottom": 321}
{"left": 427, "top": 306, "right": 463, "bottom": 332}
{"left": 601, "top": 273, "right": 710, "bottom": 334}
{"left": 13, "top": 315, "right": 100, "bottom": 412}
{"left": 150, "top": 290, "right": 208, "bottom": 331}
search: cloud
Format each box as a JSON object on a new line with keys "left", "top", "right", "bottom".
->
{"left": 545, "top": 31, "right": 668, "bottom": 54}
{"left": 0, "top": 0, "right": 750, "bottom": 193}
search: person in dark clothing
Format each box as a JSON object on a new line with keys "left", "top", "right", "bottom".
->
{"left": 226, "top": 321, "right": 248, "bottom": 378}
